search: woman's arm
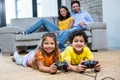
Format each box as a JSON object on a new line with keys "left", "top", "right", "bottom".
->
{"left": 68, "top": 19, "right": 74, "bottom": 29}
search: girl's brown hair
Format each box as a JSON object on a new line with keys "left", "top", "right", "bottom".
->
{"left": 32, "top": 33, "right": 59, "bottom": 69}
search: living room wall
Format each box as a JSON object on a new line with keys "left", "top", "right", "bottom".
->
{"left": 65, "top": 0, "right": 103, "bottom": 22}
{"left": 78, "top": 0, "right": 103, "bottom": 22}
{"left": 103, "top": 0, "right": 120, "bottom": 50}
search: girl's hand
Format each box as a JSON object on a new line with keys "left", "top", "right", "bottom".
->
{"left": 49, "top": 64, "right": 57, "bottom": 74}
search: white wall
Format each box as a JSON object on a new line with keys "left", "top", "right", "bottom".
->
{"left": 5, "top": 0, "right": 16, "bottom": 24}
{"left": 17, "top": 0, "right": 32, "bottom": 18}
{"left": 102, "top": 0, "right": 120, "bottom": 50}
{"left": 37, "top": 0, "right": 58, "bottom": 17}
{"left": 5, "top": 0, "right": 32, "bottom": 24}
{"left": 5, "top": 0, "right": 58, "bottom": 24}
{"left": 61, "top": 0, "right": 71, "bottom": 12}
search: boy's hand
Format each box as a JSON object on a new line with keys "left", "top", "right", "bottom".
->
{"left": 94, "top": 61, "right": 101, "bottom": 72}
{"left": 77, "top": 62, "right": 87, "bottom": 73}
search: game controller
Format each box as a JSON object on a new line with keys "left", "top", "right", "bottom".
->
{"left": 54, "top": 62, "right": 68, "bottom": 72}
{"left": 80, "top": 60, "right": 98, "bottom": 73}
{"left": 81, "top": 60, "right": 98, "bottom": 68}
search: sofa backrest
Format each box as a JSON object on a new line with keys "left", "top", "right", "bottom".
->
{"left": 10, "top": 17, "right": 58, "bottom": 29}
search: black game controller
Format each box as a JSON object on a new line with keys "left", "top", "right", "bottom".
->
{"left": 54, "top": 62, "right": 68, "bottom": 72}
{"left": 80, "top": 60, "right": 98, "bottom": 73}
{"left": 82, "top": 60, "right": 98, "bottom": 68}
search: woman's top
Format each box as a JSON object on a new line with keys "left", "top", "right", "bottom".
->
{"left": 60, "top": 46, "right": 93, "bottom": 65}
{"left": 58, "top": 16, "right": 74, "bottom": 30}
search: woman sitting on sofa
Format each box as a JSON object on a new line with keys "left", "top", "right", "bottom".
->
{"left": 21, "top": 6, "right": 74, "bottom": 34}
{"left": 20, "top": 6, "right": 74, "bottom": 51}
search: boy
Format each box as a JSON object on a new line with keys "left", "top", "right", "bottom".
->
{"left": 61, "top": 30, "right": 101, "bottom": 73}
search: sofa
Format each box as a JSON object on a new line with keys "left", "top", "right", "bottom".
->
{"left": 0, "top": 17, "right": 107, "bottom": 55}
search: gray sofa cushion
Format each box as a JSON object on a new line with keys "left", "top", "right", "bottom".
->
{"left": 84, "top": 30, "right": 91, "bottom": 37}
{"left": 87, "top": 22, "right": 106, "bottom": 30}
{"left": 11, "top": 17, "right": 57, "bottom": 29}
{"left": 0, "top": 26, "right": 24, "bottom": 34}
{"left": 15, "top": 32, "right": 47, "bottom": 41}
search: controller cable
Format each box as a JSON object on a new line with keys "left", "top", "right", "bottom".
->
{"left": 80, "top": 69, "right": 97, "bottom": 80}
{"left": 80, "top": 69, "right": 115, "bottom": 80}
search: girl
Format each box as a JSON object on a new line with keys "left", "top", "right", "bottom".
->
{"left": 61, "top": 30, "right": 101, "bottom": 73}
{"left": 13, "top": 33, "right": 61, "bottom": 74}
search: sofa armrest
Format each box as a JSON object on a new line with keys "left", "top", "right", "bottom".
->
{"left": 0, "top": 26, "right": 24, "bottom": 34}
{"left": 86, "top": 22, "right": 106, "bottom": 30}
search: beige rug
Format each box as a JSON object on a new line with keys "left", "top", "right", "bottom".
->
{"left": 0, "top": 50, "right": 120, "bottom": 80}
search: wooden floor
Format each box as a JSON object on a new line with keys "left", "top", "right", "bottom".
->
{"left": 0, "top": 50, "right": 120, "bottom": 80}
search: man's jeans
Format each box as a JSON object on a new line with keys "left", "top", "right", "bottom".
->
{"left": 57, "top": 26, "right": 85, "bottom": 51}
{"left": 57, "top": 26, "right": 85, "bottom": 44}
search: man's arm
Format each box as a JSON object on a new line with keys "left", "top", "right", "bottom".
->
{"left": 84, "top": 12, "right": 94, "bottom": 25}
{"left": 78, "top": 12, "right": 94, "bottom": 27}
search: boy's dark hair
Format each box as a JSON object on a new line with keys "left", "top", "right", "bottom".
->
{"left": 69, "top": 30, "right": 88, "bottom": 44}
{"left": 71, "top": 0, "right": 80, "bottom": 7}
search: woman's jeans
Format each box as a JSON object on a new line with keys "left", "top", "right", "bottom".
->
{"left": 24, "top": 18, "right": 60, "bottom": 34}
{"left": 24, "top": 18, "right": 86, "bottom": 51}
